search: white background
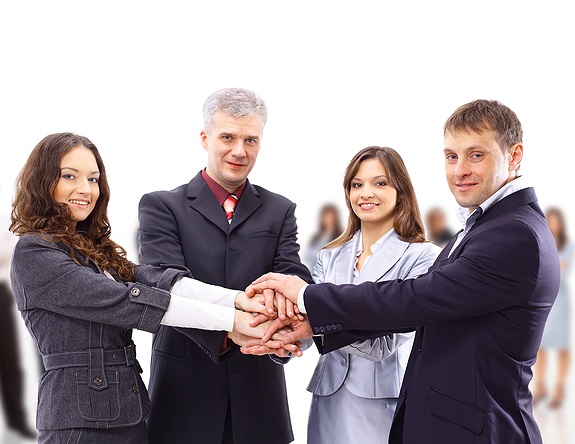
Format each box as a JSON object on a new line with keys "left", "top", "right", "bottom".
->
{"left": 1, "top": 1, "right": 574, "bottom": 442}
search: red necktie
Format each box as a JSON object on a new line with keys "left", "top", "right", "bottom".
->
{"left": 223, "top": 194, "right": 238, "bottom": 223}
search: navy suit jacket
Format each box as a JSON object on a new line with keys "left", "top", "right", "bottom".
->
{"left": 138, "top": 172, "right": 311, "bottom": 444}
{"left": 304, "top": 188, "right": 559, "bottom": 443}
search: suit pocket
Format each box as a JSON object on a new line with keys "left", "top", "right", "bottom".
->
{"left": 249, "top": 231, "right": 279, "bottom": 240}
{"left": 75, "top": 370, "right": 120, "bottom": 421}
{"left": 430, "top": 387, "right": 485, "bottom": 434}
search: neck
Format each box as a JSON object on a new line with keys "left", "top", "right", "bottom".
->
{"left": 360, "top": 222, "right": 392, "bottom": 250}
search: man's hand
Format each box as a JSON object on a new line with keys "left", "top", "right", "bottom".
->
{"left": 234, "top": 291, "right": 269, "bottom": 316}
{"left": 261, "top": 316, "right": 313, "bottom": 344}
{"left": 250, "top": 273, "right": 307, "bottom": 305}
{"left": 247, "top": 273, "right": 308, "bottom": 320}
{"left": 231, "top": 311, "right": 302, "bottom": 357}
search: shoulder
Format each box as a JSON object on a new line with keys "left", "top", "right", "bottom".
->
{"left": 141, "top": 182, "right": 190, "bottom": 202}
{"left": 250, "top": 184, "right": 294, "bottom": 208}
{"left": 407, "top": 240, "right": 442, "bottom": 255}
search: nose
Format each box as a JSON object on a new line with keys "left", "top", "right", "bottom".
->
{"left": 360, "top": 184, "right": 374, "bottom": 199}
{"left": 453, "top": 158, "right": 471, "bottom": 178}
{"left": 76, "top": 179, "right": 92, "bottom": 195}
{"left": 230, "top": 140, "right": 246, "bottom": 158}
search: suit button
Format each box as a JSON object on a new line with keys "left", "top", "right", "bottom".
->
{"left": 132, "top": 385, "right": 139, "bottom": 394}
{"left": 340, "top": 358, "right": 346, "bottom": 366}
{"left": 223, "top": 362, "right": 228, "bottom": 368}
{"left": 326, "top": 325, "right": 331, "bottom": 331}
{"left": 336, "top": 324, "right": 342, "bottom": 330}
{"left": 220, "top": 385, "right": 228, "bottom": 392}
{"left": 130, "top": 287, "right": 141, "bottom": 297}
{"left": 93, "top": 377, "right": 103, "bottom": 386}
{"left": 313, "top": 327, "right": 320, "bottom": 334}
{"left": 319, "top": 326, "right": 325, "bottom": 333}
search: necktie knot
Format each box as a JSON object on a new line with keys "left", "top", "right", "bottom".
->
{"left": 223, "top": 194, "right": 238, "bottom": 222}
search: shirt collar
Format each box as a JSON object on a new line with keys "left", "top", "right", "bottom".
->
{"left": 201, "top": 169, "right": 247, "bottom": 206}
{"left": 356, "top": 228, "right": 394, "bottom": 256}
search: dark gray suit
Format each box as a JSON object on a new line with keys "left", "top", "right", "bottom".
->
{"left": 10, "top": 233, "right": 189, "bottom": 440}
{"left": 138, "top": 172, "right": 311, "bottom": 444}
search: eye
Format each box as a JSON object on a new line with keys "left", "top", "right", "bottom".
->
{"left": 445, "top": 154, "right": 457, "bottom": 161}
{"left": 88, "top": 177, "right": 100, "bottom": 183}
{"left": 62, "top": 173, "right": 75, "bottom": 180}
{"left": 351, "top": 182, "right": 362, "bottom": 188}
{"left": 375, "top": 181, "right": 387, "bottom": 187}
{"left": 221, "top": 135, "right": 233, "bottom": 141}
{"left": 470, "top": 153, "right": 484, "bottom": 161}
{"left": 245, "top": 138, "right": 256, "bottom": 144}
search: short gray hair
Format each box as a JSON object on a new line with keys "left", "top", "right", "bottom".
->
{"left": 202, "top": 88, "right": 268, "bottom": 134}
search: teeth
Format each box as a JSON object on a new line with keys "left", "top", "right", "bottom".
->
{"left": 69, "top": 199, "right": 89, "bottom": 205}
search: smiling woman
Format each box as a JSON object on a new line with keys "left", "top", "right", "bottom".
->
{"left": 52, "top": 146, "right": 101, "bottom": 229}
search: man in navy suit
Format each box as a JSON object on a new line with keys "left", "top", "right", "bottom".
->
{"left": 250, "top": 100, "right": 560, "bottom": 443}
{"left": 138, "top": 88, "right": 311, "bottom": 444}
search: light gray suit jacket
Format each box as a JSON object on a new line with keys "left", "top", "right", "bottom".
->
{"left": 307, "top": 230, "right": 439, "bottom": 399}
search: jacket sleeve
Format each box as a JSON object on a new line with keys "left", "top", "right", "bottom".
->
{"left": 11, "top": 235, "right": 176, "bottom": 334}
{"left": 340, "top": 243, "right": 439, "bottom": 360}
{"left": 307, "top": 221, "right": 554, "bottom": 354}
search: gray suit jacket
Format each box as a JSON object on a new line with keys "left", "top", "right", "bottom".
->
{"left": 307, "top": 230, "right": 439, "bottom": 399}
{"left": 10, "top": 233, "right": 188, "bottom": 431}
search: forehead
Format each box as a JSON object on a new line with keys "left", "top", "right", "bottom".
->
{"left": 355, "top": 157, "right": 387, "bottom": 176}
{"left": 60, "top": 146, "right": 99, "bottom": 169}
{"left": 444, "top": 128, "right": 501, "bottom": 151}
{"left": 212, "top": 111, "right": 264, "bottom": 136}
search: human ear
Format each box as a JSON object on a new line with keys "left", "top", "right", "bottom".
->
{"left": 508, "top": 143, "right": 523, "bottom": 171}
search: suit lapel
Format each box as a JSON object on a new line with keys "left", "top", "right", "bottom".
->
{"left": 229, "top": 181, "right": 261, "bottom": 231}
{"left": 187, "top": 173, "right": 230, "bottom": 233}
{"left": 355, "top": 231, "right": 410, "bottom": 284}
{"left": 331, "top": 235, "right": 358, "bottom": 284}
{"left": 187, "top": 174, "right": 263, "bottom": 234}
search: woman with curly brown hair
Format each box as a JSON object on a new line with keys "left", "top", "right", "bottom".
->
{"left": 9, "top": 132, "right": 284, "bottom": 443}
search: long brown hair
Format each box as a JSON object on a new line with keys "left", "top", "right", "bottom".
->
{"left": 325, "top": 146, "right": 426, "bottom": 249}
{"left": 10, "top": 133, "right": 135, "bottom": 281}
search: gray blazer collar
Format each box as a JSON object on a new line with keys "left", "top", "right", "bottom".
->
{"left": 332, "top": 230, "right": 410, "bottom": 284}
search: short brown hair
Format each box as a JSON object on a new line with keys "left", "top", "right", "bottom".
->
{"left": 443, "top": 99, "right": 523, "bottom": 150}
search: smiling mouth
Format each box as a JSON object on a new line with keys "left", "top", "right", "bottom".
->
{"left": 69, "top": 199, "right": 90, "bottom": 206}
{"left": 456, "top": 183, "right": 476, "bottom": 189}
{"left": 358, "top": 203, "right": 379, "bottom": 209}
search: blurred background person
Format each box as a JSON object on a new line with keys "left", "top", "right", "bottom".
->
{"left": 424, "top": 206, "right": 455, "bottom": 247}
{"left": 302, "top": 203, "right": 343, "bottom": 271}
{"left": 0, "top": 211, "right": 36, "bottom": 442}
{"left": 533, "top": 207, "right": 572, "bottom": 409}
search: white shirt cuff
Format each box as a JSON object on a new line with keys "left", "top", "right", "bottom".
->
{"left": 171, "top": 277, "right": 238, "bottom": 308}
{"left": 297, "top": 284, "right": 309, "bottom": 314}
{"left": 161, "top": 294, "right": 235, "bottom": 331}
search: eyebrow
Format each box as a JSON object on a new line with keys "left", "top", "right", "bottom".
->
{"left": 352, "top": 174, "right": 389, "bottom": 181}
{"left": 219, "top": 131, "right": 260, "bottom": 141}
{"left": 61, "top": 166, "right": 100, "bottom": 175}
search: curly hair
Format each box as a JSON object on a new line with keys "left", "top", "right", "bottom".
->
{"left": 326, "top": 146, "right": 426, "bottom": 249}
{"left": 10, "top": 132, "right": 135, "bottom": 281}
